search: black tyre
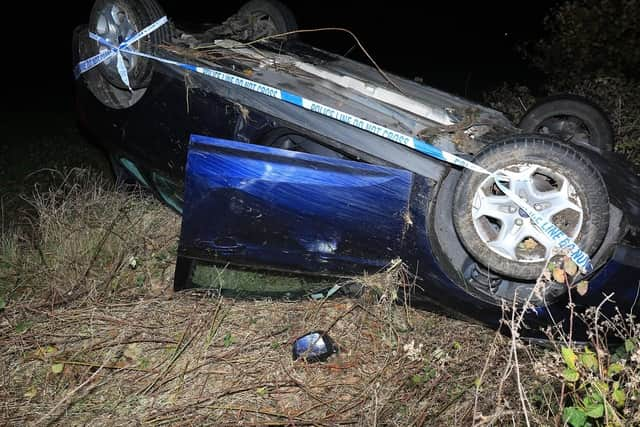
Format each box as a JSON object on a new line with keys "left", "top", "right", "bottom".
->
{"left": 89, "top": 0, "right": 171, "bottom": 90}
{"left": 519, "top": 94, "right": 614, "bottom": 152}
{"left": 237, "top": 0, "right": 298, "bottom": 37}
{"left": 453, "top": 135, "right": 609, "bottom": 280}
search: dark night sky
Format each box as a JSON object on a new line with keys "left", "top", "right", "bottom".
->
{"left": 3, "top": 0, "right": 562, "bottom": 112}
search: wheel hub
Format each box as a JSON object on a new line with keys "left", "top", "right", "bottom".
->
{"left": 537, "top": 115, "right": 591, "bottom": 146}
{"left": 471, "top": 163, "right": 583, "bottom": 263}
{"left": 94, "top": 3, "right": 139, "bottom": 74}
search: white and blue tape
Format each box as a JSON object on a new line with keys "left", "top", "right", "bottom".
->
{"left": 74, "top": 16, "right": 594, "bottom": 274}
{"left": 75, "top": 16, "right": 169, "bottom": 89}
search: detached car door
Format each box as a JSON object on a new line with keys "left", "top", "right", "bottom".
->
{"left": 177, "top": 134, "right": 414, "bottom": 277}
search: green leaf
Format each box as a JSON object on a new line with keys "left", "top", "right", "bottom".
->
{"left": 411, "top": 374, "right": 424, "bottom": 385}
{"left": 582, "top": 394, "right": 597, "bottom": 407}
{"left": 593, "top": 381, "right": 609, "bottom": 394}
{"left": 0, "top": 296, "right": 6, "bottom": 310}
{"left": 608, "top": 362, "right": 624, "bottom": 377}
{"left": 563, "top": 367, "right": 580, "bottom": 382}
{"left": 138, "top": 357, "right": 150, "bottom": 369}
{"left": 580, "top": 353, "right": 598, "bottom": 371}
{"left": 624, "top": 339, "right": 635, "bottom": 354}
{"left": 51, "top": 363, "right": 64, "bottom": 374}
{"left": 583, "top": 403, "right": 604, "bottom": 418}
{"left": 562, "top": 347, "right": 578, "bottom": 370}
{"left": 15, "top": 321, "right": 33, "bottom": 334}
{"left": 563, "top": 406, "right": 587, "bottom": 427}
{"left": 612, "top": 387, "right": 625, "bottom": 408}
{"left": 587, "top": 390, "right": 603, "bottom": 404}
{"left": 256, "top": 386, "right": 268, "bottom": 397}
{"left": 223, "top": 332, "right": 234, "bottom": 347}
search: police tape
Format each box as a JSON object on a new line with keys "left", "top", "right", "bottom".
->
{"left": 74, "top": 16, "right": 594, "bottom": 274}
{"left": 74, "top": 16, "right": 169, "bottom": 88}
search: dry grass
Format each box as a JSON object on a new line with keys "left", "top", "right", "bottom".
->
{"left": 0, "top": 169, "right": 553, "bottom": 426}
{"left": 0, "top": 168, "right": 179, "bottom": 307}
{"left": 1, "top": 294, "right": 507, "bottom": 426}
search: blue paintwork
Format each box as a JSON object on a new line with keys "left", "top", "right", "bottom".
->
{"left": 181, "top": 135, "right": 413, "bottom": 275}
{"left": 179, "top": 134, "right": 640, "bottom": 340}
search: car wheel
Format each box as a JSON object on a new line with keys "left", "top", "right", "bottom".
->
{"left": 453, "top": 135, "right": 609, "bottom": 281}
{"left": 519, "top": 94, "right": 614, "bottom": 152}
{"left": 89, "top": 0, "right": 171, "bottom": 90}
{"left": 237, "top": 0, "right": 298, "bottom": 37}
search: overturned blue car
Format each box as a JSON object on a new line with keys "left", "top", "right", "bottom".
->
{"left": 74, "top": 0, "right": 640, "bottom": 340}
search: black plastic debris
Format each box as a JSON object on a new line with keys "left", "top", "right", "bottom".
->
{"left": 292, "top": 331, "right": 336, "bottom": 363}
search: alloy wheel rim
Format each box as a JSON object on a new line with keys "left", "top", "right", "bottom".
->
{"left": 471, "top": 163, "right": 584, "bottom": 263}
{"left": 94, "top": 3, "right": 140, "bottom": 76}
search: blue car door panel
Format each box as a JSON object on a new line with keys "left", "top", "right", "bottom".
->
{"left": 178, "top": 134, "right": 414, "bottom": 275}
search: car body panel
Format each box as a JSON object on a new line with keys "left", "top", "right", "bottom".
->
{"left": 179, "top": 134, "right": 413, "bottom": 275}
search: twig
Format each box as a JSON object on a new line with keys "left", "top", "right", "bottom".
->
{"left": 77, "top": 205, "right": 126, "bottom": 293}
{"left": 472, "top": 331, "right": 503, "bottom": 425}
{"left": 283, "top": 368, "right": 336, "bottom": 411}
{"left": 428, "top": 380, "right": 475, "bottom": 423}
{"left": 33, "top": 364, "right": 105, "bottom": 426}
{"left": 200, "top": 405, "right": 308, "bottom": 422}
{"left": 510, "top": 302, "right": 531, "bottom": 427}
{"left": 140, "top": 318, "right": 198, "bottom": 395}
{"left": 50, "top": 358, "right": 155, "bottom": 373}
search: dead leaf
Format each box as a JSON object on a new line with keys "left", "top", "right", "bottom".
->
{"left": 23, "top": 385, "right": 37, "bottom": 399}
{"left": 576, "top": 280, "right": 589, "bottom": 296}
{"left": 34, "top": 345, "right": 58, "bottom": 359}
{"left": 552, "top": 268, "right": 566, "bottom": 283}
{"left": 522, "top": 238, "right": 538, "bottom": 250}
{"left": 124, "top": 343, "right": 142, "bottom": 361}
{"left": 564, "top": 257, "right": 578, "bottom": 276}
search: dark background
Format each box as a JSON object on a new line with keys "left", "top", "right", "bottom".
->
{"left": 3, "top": 0, "right": 562, "bottom": 113}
